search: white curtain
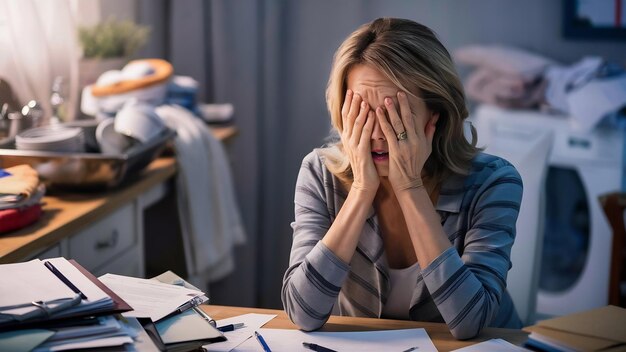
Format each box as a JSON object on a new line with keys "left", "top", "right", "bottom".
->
{"left": 0, "top": 0, "right": 79, "bottom": 122}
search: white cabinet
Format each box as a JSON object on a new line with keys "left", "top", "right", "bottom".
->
{"left": 25, "top": 182, "right": 169, "bottom": 278}
{"left": 68, "top": 202, "right": 142, "bottom": 276}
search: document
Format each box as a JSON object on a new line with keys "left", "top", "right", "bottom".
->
{"left": 524, "top": 305, "right": 626, "bottom": 352}
{"left": 99, "top": 273, "right": 205, "bottom": 322}
{"left": 232, "top": 327, "right": 437, "bottom": 352}
{"left": 451, "top": 338, "right": 530, "bottom": 351}
{"left": 204, "top": 313, "right": 277, "bottom": 352}
{"left": 0, "top": 258, "right": 115, "bottom": 325}
{"left": 0, "top": 259, "right": 76, "bottom": 318}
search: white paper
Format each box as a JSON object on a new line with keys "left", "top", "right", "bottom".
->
{"left": 99, "top": 273, "right": 204, "bottom": 321}
{"left": 232, "top": 328, "right": 437, "bottom": 352}
{"left": 451, "top": 338, "right": 531, "bottom": 351}
{"left": 204, "top": 313, "right": 277, "bottom": 352}
{"left": 0, "top": 259, "right": 76, "bottom": 316}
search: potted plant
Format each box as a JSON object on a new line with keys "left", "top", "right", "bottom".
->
{"left": 78, "top": 18, "right": 151, "bottom": 88}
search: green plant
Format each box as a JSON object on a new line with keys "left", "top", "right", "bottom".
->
{"left": 78, "top": 18, "right": 150, "bottom": 59}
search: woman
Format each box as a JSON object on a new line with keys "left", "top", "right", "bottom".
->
{"left": 281, "top": 17, "right": 523, "bottom": 340}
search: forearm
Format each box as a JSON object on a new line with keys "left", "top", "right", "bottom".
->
{"left": 282, "top": 241, "right": 349, "bottom": 331}
{"left": 397, "top": 187, "right": 451, "bottom": 266}
{"left": 321, "top": 187, "right": 376, "bottom": 263}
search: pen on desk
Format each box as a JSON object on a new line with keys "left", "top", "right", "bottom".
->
{"left": 254, "top": 331, "right": 272, "bottom": 352}
{"left": 217, "top": 322, "right": 244, "bottom": 332}
{"left": 44, "top": 261, "right": 88, "bottom": 300}
{"left": 302, "top": 342, "right": 338, "bottom": 352}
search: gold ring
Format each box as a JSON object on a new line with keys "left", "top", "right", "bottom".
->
{"left": 397, "top": 131, "right": 407, "bottom": 141}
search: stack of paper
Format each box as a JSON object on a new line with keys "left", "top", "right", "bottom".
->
{"left": 524, "top": 306, "right": 626, "bottom": 351}
{"left": 0, "top": 257, "right": 150, "bottom": 351}
{"left": 99, "top": 271, "right": 226, "bottom": 350}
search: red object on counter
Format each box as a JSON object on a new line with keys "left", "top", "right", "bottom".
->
{"left": 0, "top": 203, "right": 43, "bottom": 233}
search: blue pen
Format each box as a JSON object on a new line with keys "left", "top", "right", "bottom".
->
{"left": 254, "top": 331, "right": 272, "bottom": 352}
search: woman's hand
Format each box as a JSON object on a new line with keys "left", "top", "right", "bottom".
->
{"left": 341, "top": 90, "right": 379, "bottom": 195}
{"left": 376, "top": 91, "right": 438, "bottom": 193}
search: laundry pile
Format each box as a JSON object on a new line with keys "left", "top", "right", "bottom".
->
{"left": 455, "top": 45, "right": 626, "bottom": 133}
{"left": 0, "top": 164, "right": 45, "bottom": 233}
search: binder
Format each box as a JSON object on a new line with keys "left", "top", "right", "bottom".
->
{"left": 0, "top": 258, "right": 130, "bottom": 331}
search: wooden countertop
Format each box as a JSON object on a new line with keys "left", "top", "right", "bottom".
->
{"left": 0, "top": 125, "right": 237, "bottom": 264}
{"left": 0, "top": 157, "right": 176, "bottom": 263}
{"left": 202, "top": 305, "right": 529, "bottom": 352}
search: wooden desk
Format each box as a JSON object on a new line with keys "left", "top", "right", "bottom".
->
{"left": 202, "top": 305, "right": 529, "bottom": 351}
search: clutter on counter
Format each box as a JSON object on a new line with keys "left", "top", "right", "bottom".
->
{"left": 0, "top": 164, "right": 45, "bottom": 233}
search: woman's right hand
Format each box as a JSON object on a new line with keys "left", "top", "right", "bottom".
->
{"left": 341, "top": 90, "right": 379, "bottom": 195}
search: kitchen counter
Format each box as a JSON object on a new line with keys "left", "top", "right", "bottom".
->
{"left": 0, "top": 125, "right": 237, "bottom": 271}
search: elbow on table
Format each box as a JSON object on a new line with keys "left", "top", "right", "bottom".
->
{"left": 449, "top": 323, "right": 481, "bottom": 340}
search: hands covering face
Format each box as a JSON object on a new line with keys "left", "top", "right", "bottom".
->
{"left": 341, "top": 90, "right": 379, "bottom": 194}
{"left": 341, "top": 89, "right": 439, "bottom": 195}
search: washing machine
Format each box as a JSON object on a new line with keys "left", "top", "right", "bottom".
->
{"left": 471, "top": 104, "right": 624, "bottom": 320}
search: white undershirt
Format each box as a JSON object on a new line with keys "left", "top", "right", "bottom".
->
{"left": 381, "top": 262, "right": 420, "bottom": 320}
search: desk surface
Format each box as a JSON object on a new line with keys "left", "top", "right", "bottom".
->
{"left": 202, "top": 305, "right": 529, "bottom": 352}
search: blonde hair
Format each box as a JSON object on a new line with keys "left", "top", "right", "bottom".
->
{"left": 321, "top": 17, "right": 480, "bottom": 185}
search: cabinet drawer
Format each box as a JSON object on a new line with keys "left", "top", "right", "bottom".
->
{"left": 69, "top": 203, "right": 136, "bottom": 271}
{"left": 92, "top": 246, "right": 142, "bottom": 278}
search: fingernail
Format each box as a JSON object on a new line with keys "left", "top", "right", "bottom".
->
{"left": 346, "top": 90, "right": 353, "bottom": 96}
{"left": 361, "top": 101, "right": 367, "bottom": 109}
{"left": 398, "top": 92, "right": 405, "bottom": 98}
{"left": 385, "top": 97, "right": 392, "bottom": 106}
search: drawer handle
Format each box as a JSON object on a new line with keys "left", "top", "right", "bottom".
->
{"left": 95, "top": 230, "right": 119, "bottom": 250}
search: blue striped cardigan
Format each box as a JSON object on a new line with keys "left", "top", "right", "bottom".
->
{"left": 282, "top": 149, "right": 523, "bottom": 339}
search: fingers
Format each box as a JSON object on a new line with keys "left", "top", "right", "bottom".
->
{"left": 376, "top": 106, "right": 398, "bottom": 151}
{"left": 343, "top": 92, "right": 363, "bottom": 137}
{"left": 350, "top": 100, "right": 369, "bottom": 145}
{"left": 384, "top": 97, "right": 405, "bottom": 136}
{"left": 341, "top": 90, "right": 353, "bottom": 131}
{"left": 397, "top": 92, "right": 416, "bottom": 135}
{"left": 359, "top": 110, "right": 376, "bottom": 147}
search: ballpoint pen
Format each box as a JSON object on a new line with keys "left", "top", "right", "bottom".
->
{"left": 44, "top": 261, "right": 88, "bottom": 300}
{"left": 402, "top": 347, "right": 419, "bottom": 352}
{"left": 217, "top": 322, "right": 244, "bottom": 332}
{"left": 302, "top": 342, "right": 338, "bottom": 352}
{"left": 254, "top": 331, "right": 272, "bottom": 352}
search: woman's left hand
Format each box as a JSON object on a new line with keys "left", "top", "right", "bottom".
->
{"left": 376, "top": 91, "right": 438, "bottom": 194}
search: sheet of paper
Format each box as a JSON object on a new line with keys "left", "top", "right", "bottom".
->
{"left": 232, "top": 327, "right": 437, "bottom": 352}
{"left": 451, "top": 338, "right": 530, "bottom": 351}
{"left": 99, "top": 273, "right": 204, "bottom": 321}
{"left": 204, "top": 313, "right": 277, "bottom": 352}
{"left": 0, "top": 259, "right": 76, "bottom": 316}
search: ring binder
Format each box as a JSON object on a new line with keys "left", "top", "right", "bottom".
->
{"left": 0, "top": 294, "right": 81, "bottom": 323}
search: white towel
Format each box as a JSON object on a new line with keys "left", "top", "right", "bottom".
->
{"left": 155, "top": 105, "right": 246, "bottom": 286}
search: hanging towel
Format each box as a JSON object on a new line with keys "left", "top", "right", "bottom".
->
{"left": 155, "top": 105, "right": 246, "bottom": 286}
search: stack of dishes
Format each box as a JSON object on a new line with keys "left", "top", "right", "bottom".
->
{"left": 16, "top": 125, "right": 85, "bottom": 153}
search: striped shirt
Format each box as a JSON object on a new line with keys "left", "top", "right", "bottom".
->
{"left": 282, "top": 149, "right": 523, "bottom": 339}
